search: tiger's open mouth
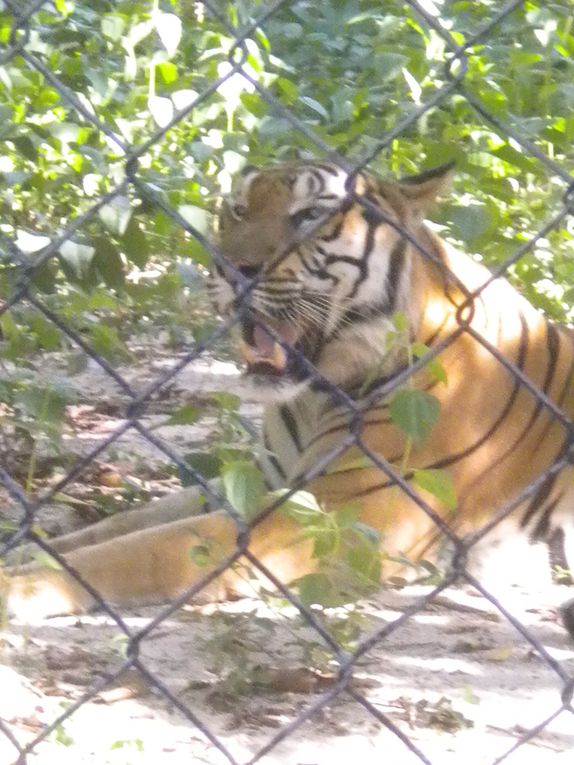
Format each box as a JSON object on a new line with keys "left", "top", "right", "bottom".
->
{"left": 239, "top": 314, "right": 305, "bottom": 377}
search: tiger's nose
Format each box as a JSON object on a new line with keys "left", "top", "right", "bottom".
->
{"left": 236, "top": 263, "right": 261, "bottom": 280}
{"left": 226, "top": 262, "right": 262, "bottom": 289}
{"left": 230, "top": 263, "right": 262, "bottom": 310}
{"left": 214, "top": 258, "right": 263, "bottom": 295}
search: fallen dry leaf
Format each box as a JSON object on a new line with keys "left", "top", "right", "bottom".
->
{"left": 483, "top": 645, "right": 514, "bottom": 662}
{"left": 251, "top": 666, "right": 377, "bottom": 694}
{"left": 95, "top": 669, "right": 152, "bottom": 703}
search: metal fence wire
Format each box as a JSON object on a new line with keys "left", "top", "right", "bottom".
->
{"left": 1, "top": 0, "right": 574, "bottom": 763}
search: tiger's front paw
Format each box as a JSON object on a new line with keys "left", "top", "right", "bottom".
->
{"left": 1, "top": 567, "right": 95, "bottom": 622}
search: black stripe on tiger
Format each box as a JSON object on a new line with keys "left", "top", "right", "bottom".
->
{"left": 428, "top": 312, "right": 530, "bottom": 473}
{"left": 260, "top": 432, "right": 288, "bottom": 485}
{"left": 334, "top": 238, "right": 407, "bottom": 339}
{"left": 542, "top": 323, "right": 561, "bottom": 394}
{"left": 353, "top": 312, "right": 531, "bottom": 498}
{"left": 321, "top": 219, "right": 345, "bottom": 243}
{"left": 279, "top": 404, "right": 304, "bottom": 454}
{"left": 386, "top": 238, "right": 407, "bottom": 314}
{"left": 297, "top": 249, "right": 340, "bottom": 284}
{"left": 521, "top": 472, "right": 558, "bottom": 531}
{"left": 309, "top": 161, "right": 340, "bottom": 176}
{"left": 520, "top": 432, "right": 572, "bottom": 529}
{"left": 323, "top": 250, "right": 370, "bottom": 300}
{"left": 535, "top": 349, "right": 574, "bottom": 446}
{"left": 458, "top": 320, "right": 563, "bottom": 493}
{"left": 531, "top": 494, "right": 564, "bottom": 542}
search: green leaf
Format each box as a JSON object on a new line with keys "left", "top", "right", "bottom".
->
{"left": 209, "top": 392, "right": 241, "bottom": 411}
{"left": 16, "top": 384, "right": 68, "bottom": 428}
{"left": 258, "top": 116, "right": 292, "bottom": 139}
{"left": 240, "top": 92, "right": 267, "bottom": 117}
{"left": 392, "top": 311, "right": 409, "bottom": 333}
{"left": 389, "top": 389, "right": 441, "bottom": 446}
{"left": 101, "top": 14, "right": 126, "bottom": 41}
{"left": 448, "top": 204, "right": 494, "bottom": 246}
{"left": 491, "top": 144, "right": 537, "bottom": 172}
{"left": 178, "top": 205, "right": 209, "bottom": 235}
{"left": 280, "top": 22, "right": 303, "bottom": 39}
{"left": 296, "top": 573, "right": 336, "bottom": 607}
{"left": 299, "top": 96, "right": 329, "bottom": 120}
{"left": 280, "top": 490, "right": 323, "bottom": 524}
{"left": 334, "top": 504, "right": 360, "bottom": 528}
{"left": 352, "top": 522, "right": 381, "bottom": 547}
{"left": 276, "top": 77, "right": 298, "bottom": 101}
{"left": 190, "top": 545, "right": 211, "bottom": 567}
{"left": 346, "top": 534, "right": 381, "bottom": 585}
{"left": 181, "top": 452, "right": 223, "bottom": 485}
{"left": 13, "top": 136, "right": 37, "bottom": 161}
{"left": 308, "top": 527, "right": 338, "bottom": 558}
{"left": 164, "top": 404, "right": 201, "bottom": 426}
{"left": 35, "top": 87, "right": 60, "bottom": 109}
{"left": 413, "top": 469, "right": 457, "bottom": 510}
{"left": 93, "top": 238, "right": 124, "bottom": 289}
{"left": 16, "top": 230, "right": 51, "bottom": 254}
{"left": 99, "top": 196, "right": 132, "bottom": 237}
{"left": 411, "top": 342, "right": 448, "bottom": 384}
{"left": 376, "top": 53, "right": 409, "bottom": 79}
{"left": 154, "top": 12, "right": 182, "bottom": 57}
{"left": 148, "top": 95, "right": 174, "bottom": 128}
{"left": 179, "top": 239, "right": 209, "bottom": 268}
{"left": 89, "top": 324, "right": 129, "bottom": 362}
{"left": 30, "top": 260, "right": 58, "bottom": 294}
{"left": 54, "top": 0, "right": 70, "bottom": 15}
{"left": 158, "top": 61, "right": 178, "bottom": 85}
{"left": 28, "top": 315, "right": 61, "bottom": 350}
{"left": 31, "top": 550, "right": 62, "bottom": 570}
{"left": 221, "top": 461, "right": 265, "bottom": 521}
{"left": 127, "top": 19, "right": 153, "bottom": 47}
{"left": 0, "top": 16, "right": 11, "bottom": 45}
{"left": 59, "top": 240, "right": 95, "bottom": 280}
{"left": 121, "top": 218, "right": 149, "bottom": 267}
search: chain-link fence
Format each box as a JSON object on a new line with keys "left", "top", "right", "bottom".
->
{"left": 1, "top": 0, "right": 574, "bottom": 763}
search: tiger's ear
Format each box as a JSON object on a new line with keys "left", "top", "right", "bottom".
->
{"left": 240, "top": 164, "right": 258, "bottom": 177}
{"left": 397, "top": 161, "right": 455, "bottom": 217}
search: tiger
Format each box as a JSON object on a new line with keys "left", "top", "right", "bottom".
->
{"left": 3, "top": 159, "right": 574, "bottom": 638}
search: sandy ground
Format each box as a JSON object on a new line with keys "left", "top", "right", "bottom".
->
{"left": 1, "top": 584, "right": 573, "bottom": 765}
{"left": 1, "top": 353, "right": 574, "bottom": 764}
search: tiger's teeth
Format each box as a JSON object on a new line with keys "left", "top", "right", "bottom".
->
{"left": 239, "top": 339, "right": 288, "bottom": 370}
{"left": 271, "top": 341, "right": 288, "bottom": 369}
{"left": 239, "top": 340, "right": 258, "bottom": 365}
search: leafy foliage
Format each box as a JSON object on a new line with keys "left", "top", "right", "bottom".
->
{"left": 283, "top": 491, "right": 382, "bottom": 607}
{"left": 1, "top": 0, "right": 573, "bottom": 319}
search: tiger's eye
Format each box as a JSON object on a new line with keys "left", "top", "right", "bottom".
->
{"left": 231, "top": 203, "right": 248, "bottom": 220}
{"left": 290, "top": 207, "right": 325, "bottom": 227}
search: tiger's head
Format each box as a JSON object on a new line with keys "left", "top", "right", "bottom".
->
{"left": 209, "top": 160, "right": 454, "bottom": 401}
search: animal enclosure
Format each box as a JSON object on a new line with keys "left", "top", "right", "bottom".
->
{"left": 1, "top": 1, "right": 574, "bottom": 764}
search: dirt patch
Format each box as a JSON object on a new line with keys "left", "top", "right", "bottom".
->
{"left": 1, "top": 353, "right": 573, "bottom": 764}
{"left": 1, "top": 585, "right": 573, "bottom": 764}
